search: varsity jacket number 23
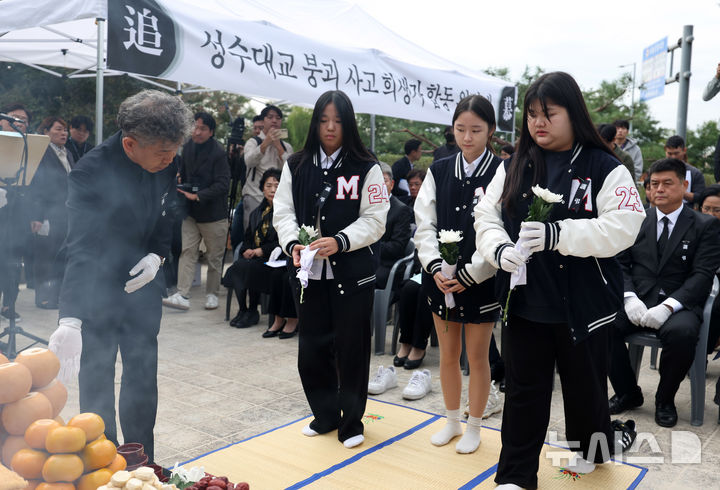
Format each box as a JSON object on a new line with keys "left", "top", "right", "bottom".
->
{"left": 474, "top": 145, "right": 646, "bottom": 343}
{"left": 273, "top": 153, "right": 390, "bottom": 295}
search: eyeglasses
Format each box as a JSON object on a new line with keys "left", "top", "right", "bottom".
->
{"left": 701, "top": 206, "right": 720, "bottom": 214}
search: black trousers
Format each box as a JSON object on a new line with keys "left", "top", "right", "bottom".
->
{"left": 268, "top": 269, "right": 297, "bottom": 319}
{"left": 397, "top": 280, "right": 433, "bottom": 350}
{"left": 298, "top": 280, "right": 373, "bottom": 442}
{"left": 496, "top": 315, "right": 613, "bottom": 489}
{"left": 708, "top": 293, "right": 720, "bottom": 355}
{"left": 609, "top": 308, "right": 700, "bottom": 405}
{"left": 79, "top": 289, "right": 162, "bottom": 462}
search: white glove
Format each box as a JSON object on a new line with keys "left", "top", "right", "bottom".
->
{"left": 125, "top": 253, "right": 162, "bottom": 293}
{"left": 499, "top": 246, "right": 525, "bottom": 273}
{"left": 641, "top": 304, "right": 673, "bottom": 330}
{"left": 624, "top": 296, "right": 648, "bottom": 326}
{"left": 519, "top": 221, "right": 560, "bottom": 254}
{"left": 48, "top": 317, "right": 82, "bottom": 385}
{"left": 0, "top": 188, "right": 7, "bottom": 209}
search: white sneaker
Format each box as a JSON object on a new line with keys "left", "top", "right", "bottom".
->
{"left": 482, "top": 380, "right": 503, "bottom": 419}
{"left": 402, "top": 369, "right": 432, "bottom": 400}
{"left": 368, "top": 366, "right": 398, "bottom": 395}
{"left": 162, "top": 292, "right": 190, "bottom": 310}
{"left": 205, "top": 293, "right": 219, "bottom": 310}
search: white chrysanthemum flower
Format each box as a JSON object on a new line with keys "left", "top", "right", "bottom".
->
{"left": 531, "top": 185, "right": 563, "bottom": 204}
{"left": 300, "top": 225, "right": 319, "bottom": 239}
{"left": 438, "top": 229, "right": 463, "bottom": 244}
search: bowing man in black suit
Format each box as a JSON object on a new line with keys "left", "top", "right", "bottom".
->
{"left": 376, "top": 162, "right": 412, "bottom": 289}
{"left": 48, "top": 90, "right": 193, "bottom": 462}
{"left": 391, "top": 138, "right": 422, "bottom": 198}
{"left": 608, "top": 158, "right": 720, "bottom": 427}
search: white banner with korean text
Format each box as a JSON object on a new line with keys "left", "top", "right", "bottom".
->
{"left": 107, "top": 0, "right": 516, "bottom": 128}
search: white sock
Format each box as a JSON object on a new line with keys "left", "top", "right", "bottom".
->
{"left": 301, "top": 425, "right": 318, "bottom": 437}
{"left": 343, "top": 434, "right": 364, "bottom": 448}
{"left": 455, "top": 415, "right": 482, "bottom": 453}
{"left": 431, "top": 409, "right": 463, "bottom": 446}
{"left": 563, "top": 453, "right": 596, "bottom": 474}
{"left": 495, "top": 484, "right": 524, "bottom": 489}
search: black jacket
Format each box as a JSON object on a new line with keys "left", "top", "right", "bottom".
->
{"left": 178, "top": 138, "right": 230, "bottom": 222}
{"left": 391, "top": 155, "right": 412, "bottom": 197}
{"left": 59, "top": 132, "right": 176, "bottom": 323}
{"left": 620, "top": 206, "right": 720, "bottom": 319}
{"left": 241, "top": 199, "right": 278, "bottom": 258}
{"left": 379, "top": 195, "right": 412, "bottom": 268}
{"left": 433, "top": 143, "right": 460, "bottom": 161}
{"left": 29, "top": 145, "right": 75, "bottom": 229}
{"left": 66, "top": 138, "right": 94, "bottom": 164}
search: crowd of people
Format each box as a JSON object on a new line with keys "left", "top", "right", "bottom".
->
{"left": 1, "top": 62, "right": 720, "bottom": 489}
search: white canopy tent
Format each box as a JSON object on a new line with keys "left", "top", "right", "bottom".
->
{"left": 0, "top": 0, "right": 515, "bottom": 143}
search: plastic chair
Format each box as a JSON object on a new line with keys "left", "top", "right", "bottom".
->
{"left": 373, "top": 239, "right": 416, "bottom": 355}
{"left": 625, "top": 276, "right": 719, "bottom": 426}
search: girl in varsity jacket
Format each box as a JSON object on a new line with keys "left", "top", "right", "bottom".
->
{"left": 273, "top": 90, "right": 389, "bottom": 449}
{"left": 414, "top": 95, "right": 502, "bottom": 454}
{"left": 474, "top": 72, "right": 645, "bottom": 490}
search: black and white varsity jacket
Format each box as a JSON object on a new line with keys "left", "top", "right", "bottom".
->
{"left": 414, "top": 151, "right": 502, "bottom": 315}
{"left": 273, "top": 150, "right": 389, "bottom": 294}
{"left": 475, "top": 144, "right": 646, "bottom": 343}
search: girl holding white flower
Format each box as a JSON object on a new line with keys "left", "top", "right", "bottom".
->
{"left": 474, "top": 72, "right": 644, "bottom": 489}
{"left": 415, "top": 95, "right": 503, "bottom": 454}
{"left": 273, "top": 90, "right": 389, "bottom": 449}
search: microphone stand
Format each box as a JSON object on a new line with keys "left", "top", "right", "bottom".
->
{"left": 0, "top": 122, "right": 48, "bottom": 358}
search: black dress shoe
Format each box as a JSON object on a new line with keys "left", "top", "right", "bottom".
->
{"left": 262, "top": 327, "right": 281, "bottom": 338}
{"left": 655, "top": 402, "right": 678, "bottom": 428}
{"left": 393, "top": 355, "right": 407, "bottom": 367}
{"left": 609, "top": 391, "right": 644, "bottom": 415}
{"left": 244, "top": 309, "right": 260, "bottom": 327}
{"left": 404, "top": 353, "right": 425, "bottom": 370}
{"left": 278, "top": 328, "right": 297, "bottom": 339}
{"left": 230, "top": 311, "right": 247, "bottom": 327}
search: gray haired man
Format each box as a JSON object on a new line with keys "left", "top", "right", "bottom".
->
{"left": 49, "top": 90, "right": 192, "bottom": 462}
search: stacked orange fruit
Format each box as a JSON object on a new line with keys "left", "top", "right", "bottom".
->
{"left": 10, "top": 412, "right": 123, "bottom": 489}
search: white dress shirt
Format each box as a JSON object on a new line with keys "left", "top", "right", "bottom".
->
{"left": 310, "top": 147, "right": 342, "bottom": 280}
{"left": 50, "top": 143, "right": 71, "bottom": 173}
{"left": 462, "top": 150, "right": 486, "bottom": 177}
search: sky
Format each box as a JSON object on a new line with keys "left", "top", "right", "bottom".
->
{"left": 352, "top": 0, "right": 720, "bottom": 133}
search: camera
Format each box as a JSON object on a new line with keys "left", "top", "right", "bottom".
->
{"left": 177, "top": 183, "right": 199, "bottom": 193}
{"left": 278, "top": 128, "right": 288, "bottom": 139}
{"left": 228, "top": 117, "right": 245, "bottom": 146}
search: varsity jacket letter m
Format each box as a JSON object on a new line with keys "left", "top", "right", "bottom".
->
{"left": 336, "top": 175, "right": 360, "bottom": 200}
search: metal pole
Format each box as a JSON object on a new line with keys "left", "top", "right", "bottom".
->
{"left": 95, "top": 18, "right": 105, "bottom": 144}
{"left": 676, "top": 25, "right": 693, "bottom": 140}
{"left": 630, "top": 63, "right": 636, "bottom": 134}
{"left": 370, "top": 114, "right": 376, "bottom": 153}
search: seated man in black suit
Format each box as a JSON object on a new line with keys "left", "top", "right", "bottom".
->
{"left": 376, "top": 162, "right": 412, "bottom": 289}
{"left": 391, "top": 138, "right": 422, "bottom": 199}
{"left": 608, "top": 158, "right": 720, "bottom": 427}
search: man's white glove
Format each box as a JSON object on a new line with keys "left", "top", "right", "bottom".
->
{"left": 48, "top": 317, "right": 82, "bottom": 385}
{"left": 518, "top": 221, "right": 561, "bottom": 254}
{"left": 624, "top": 296, "right": 648, "bottom": 326}
{"left": 641, "top": 304, "right": 673, "bottom": 330}
{"left": 499, "top": 246, "right": 525, "bottom": 273}
{"left": 125, "top": 253, "right": 162, "bottom": 293}
{"left": 0, "top": 188, "right": 7, "bottom": 209}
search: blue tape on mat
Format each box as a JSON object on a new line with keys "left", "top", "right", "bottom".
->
{"left": 286, "top": 414, "right": 441, "bottom": 489}
{"left": 457, "top": 463, "right": 498, "bottom": 489}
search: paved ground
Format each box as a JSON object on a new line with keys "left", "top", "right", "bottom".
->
{"left": 3, "top": 269, "right": 720, "bottom": 489}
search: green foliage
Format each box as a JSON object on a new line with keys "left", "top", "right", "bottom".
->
{"left": 181, "top": 90, "right": 254, "bottom": 146}
{"left": 376, "top": 153, "right": 434, "bottom": 170}
{"left": 356, "top": 113, "right": 446, "bottom": 155}
{"left": 686, "top": 120, "right": 720, "bottom": 173}
{"left": 285, "top": 106, "right": 312, "bottom": 150}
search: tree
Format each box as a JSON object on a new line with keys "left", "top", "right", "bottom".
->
{"left": 686, "top": 120, "right": 720, "bottom": 173}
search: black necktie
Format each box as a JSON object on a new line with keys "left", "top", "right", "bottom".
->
{"left": 657, "top": 216, "right": 669, "bottom": 257}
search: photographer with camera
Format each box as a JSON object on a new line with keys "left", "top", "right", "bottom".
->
{"left": 163, "top": 112, "right": 230, "bottom": 311}
{"left": 242, "top": 105, "right": 292, "bottom": 228}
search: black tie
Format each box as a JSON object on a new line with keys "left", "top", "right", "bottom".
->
{"left": 657, "top": 216, "right": 669, "bottom": 257}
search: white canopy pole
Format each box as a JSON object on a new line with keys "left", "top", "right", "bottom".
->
{"left": 95, "top": 17, "right": 104, "bottom": 144}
